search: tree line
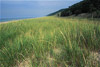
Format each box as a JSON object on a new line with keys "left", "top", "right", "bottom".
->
{"left": 49, "top": 0, "right": 100, "bottom": 18}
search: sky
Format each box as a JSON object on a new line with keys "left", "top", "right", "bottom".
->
{"left": 0, "top": 0, "right": 82, "bottom": 19}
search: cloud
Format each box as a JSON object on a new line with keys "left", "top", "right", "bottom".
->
{"left": 1, "top": 0, "right": 82, "bottom": 18}
{"left": 36, "top": 1, "right": 64, "bottom": 6}
{"left": 1, "top": 0, "right": 82, "bottom": 1}
{"left": 36, "top": 0, "right": 82, "bottom": 7}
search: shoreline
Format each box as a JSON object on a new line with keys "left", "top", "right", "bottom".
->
{"left": 0, "top": 16, "right": 45, "bottom": 24}
{"left": 0, "top": 17, "right": 34, "bottom": 24}
{"left": 0, "top": 20, "right": 18, "bottom": 24}
{"left": 0, "top": 21, "right": 10, "bottom": 24}
{"left": 0, "top": 18, "right": 33, "bottom": 24}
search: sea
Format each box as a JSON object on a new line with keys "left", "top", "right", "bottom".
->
{"left": 0, "top": 17, "right": 34, "bottom": 23}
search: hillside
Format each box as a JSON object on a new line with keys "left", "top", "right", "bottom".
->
{"left": 0, "top": 17, "right": 100, "bottom": 67}
{"left": 49, "top": 0, "right": 100, "bottom": 18}
{"left": 48, "top": 9, "right": 65, "bottom": 16}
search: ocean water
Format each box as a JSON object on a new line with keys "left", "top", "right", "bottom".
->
{"left": 1, "top": 1, "right": 81, "bottom": 23}
{"left": 0, "top": 17, "right": 34, "bottom": 23}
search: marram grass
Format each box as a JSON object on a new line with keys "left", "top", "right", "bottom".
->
{"left": 0, "top": 17, "right": 100, "bottom": 67}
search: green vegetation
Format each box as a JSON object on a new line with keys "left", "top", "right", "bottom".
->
{"left": 0, "top": 17, "right": 100, "bottom": 67}
{"left": 49, "top": 0, "right": 100, "bottom": 18}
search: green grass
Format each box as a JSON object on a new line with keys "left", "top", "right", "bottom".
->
{"left": 0, "top": 16, "right": 100, "bottom": 67}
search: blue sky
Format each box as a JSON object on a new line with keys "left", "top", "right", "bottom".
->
{"left": 0, "top": 0, "right": 82, "bottom": 19}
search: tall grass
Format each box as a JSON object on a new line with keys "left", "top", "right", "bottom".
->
{"left": 0, "top": 17, "right": 100, "bottom": 67}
